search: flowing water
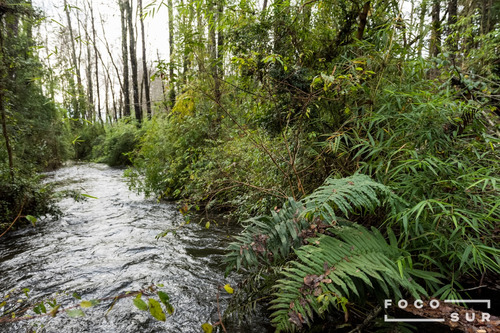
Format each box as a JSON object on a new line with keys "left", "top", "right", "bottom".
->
{"left": 0, "top": 163, "right": 271, "bottom": 332}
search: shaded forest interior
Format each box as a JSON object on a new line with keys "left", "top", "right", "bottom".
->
{"left": 0, "top": 0, "right": 499, "bottom": 332}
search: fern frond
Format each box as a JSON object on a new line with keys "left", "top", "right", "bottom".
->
{"left": 225, "top": 198, "right": 308, "bottom": 272}
{"left": 302, "top": 174, "right": 403, "bottom": 223}
{"left": 269, "top": 225, "right": 428, "bottom": 332}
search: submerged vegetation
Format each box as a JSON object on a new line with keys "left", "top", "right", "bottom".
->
{"left": 1, "top": 0, "right": 499, "bottom": 331}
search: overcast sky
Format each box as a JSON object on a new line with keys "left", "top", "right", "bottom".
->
{"left": 32, "top": 0, "right": 171, "bottom": 62}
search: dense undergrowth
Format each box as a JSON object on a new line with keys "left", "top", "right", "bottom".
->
{"left": 0, "top": 27, "right": 72, "bottom": 229}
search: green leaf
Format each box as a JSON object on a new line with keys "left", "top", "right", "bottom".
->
{"left": 157, "top": 291, "right": 170, "bottom": 306}
{"left": 89, "top": 299, "right": 100, "bottom": 306}
{"left": 49, "top": 304, "right": 60, "bottom": 317}
{"left": 25, "top": 215, "right": 37, "bottom": 227}
{"left": 81, "top": 194, "right": 98, "bottom": 199}
{"left": 66, "top": 309, "right": 85, "bottom": 318}
{"left": 201, "top": 323, "right": 213, "bottom": 333}
{"left": 72, "top": 292, "right": 81, "bottom": 300}
{"left": 205, "top": 221, "right": 210, "bottom": 229}
{"left": 80, "top": 301, "right": 93, "bottom": 308}
{"left": 133, "top": 295, "right": 148, "bottom": 311}
{"left": 165, "top": 302, "right": 174, "bottom": 315}
{"left": 148, "top": 298, "right": 166, "bottom": 321}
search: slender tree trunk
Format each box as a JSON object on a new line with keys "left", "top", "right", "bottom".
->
{"left": 0, "top": 93, "right": 13, "bottom": 181}
{"left": 447, "top": 0, "right": 457, "bottom": 61}
{"left": 120, "top": 0, "right": 131, "bottom": 117}
{"left": 215, "top": 0, "right": 224, "bottom": 106}
{"left": 127, "top": 0, "right": 142, "bottom": 123}
{"left": 357, "top": 1, "right": 370, "bottom": 41}
{"left": 196, "top": 4, "right": 205, "bottom": 73}
{"left": 81, "top": 16, "right": 94, "bottom": 122}
{"left": 157, "top": 49, "right": 168, "bottom": 111}
{"left": 205, "top": 0, "right": 223, "bottom": 126}
{"left": 417, "top": 0, "right": 428, "bottom": 57}
{"left": 0, "top": 16, "right": 14, "bottom": 180}
{"left": 138, "top": 0, "right": 151, "bottom": 119}
{"left": 430, "top": 0, "right": 441, "bottom": 57}
{"left": 100, "top": 12, "right": 124, "bottom": 107}
{"left": 88, "top": 2, "right": 102, "bottom": 123}
{"left": 167, "top": 0, "right": 175, "bottom": 109}
{"left": 64, "top": 0, "right": 83, "bottom": 119}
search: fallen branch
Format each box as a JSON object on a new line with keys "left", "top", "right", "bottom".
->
{"left": 347, "top": 305, "right": 382, "bottom": 333}
{"left": 399, "top": 298, "right": 500, "bottom": 333}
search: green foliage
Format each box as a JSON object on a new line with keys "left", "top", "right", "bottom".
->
{"left": 270, "top": 225, "right": 429, "bottom": 332}
{"left": 0, "top": 173, "right": 59, "bottom": 231}
{"left": 126, "top": 96, "right": 293, "bottom": 216}
{"left": 226, "top": 198, "right": 308, "bottom": 272}
{"left": 301, "top": 174, "right": 402, "bottom": 222}
{"left": 225, "top": 175, "right": 438, "bottom": 331}
{"left": 91, "top": 120, "right": 142, "bottom": 166}
{"left": 72, "top": 123, "right": 105, "bottom": 160}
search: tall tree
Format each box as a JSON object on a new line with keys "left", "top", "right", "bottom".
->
{"left": 417, "top": 0, "right": 428, "bottom": 57}
{"left": 0, "top": 8, "right": 14, "bottom": 180}
{"left": 138, "top": 0, "right": 151, "bottom": 118}
{"left": 120, "top": 0, "right": 131, "bottom": 117}
{"left": 167, "top": 0, "right": 175, "bottom": 109}
{"left": 63, "top": 0, "right": 84, "bottom": 119}
{"left": 447, "top": 0, "right": 458, "bottom": 61}
{"left": 126, "top": 0, "right": 142, "bottom": 122}
{"left": 88, "top": 1, "right": 102, "bottom": 123}
{"left": 430, "top": 0, "right": 441, "bottom": 57}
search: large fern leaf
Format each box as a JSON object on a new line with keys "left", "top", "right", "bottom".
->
{"left": 225, "top": 198, "right": 308, "bottom": 272}
{"left": 269, "top": 225, "right": 433, "bottom": 332}
{"left": 302, "top": 174, "right": 402, "bottom": 222}
{"left": 226, "top": 175, "right": 401, "bottom": 273}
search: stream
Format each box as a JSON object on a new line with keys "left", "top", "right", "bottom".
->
{"left": 0, "top": 163, "right": 271, "bottom": 332}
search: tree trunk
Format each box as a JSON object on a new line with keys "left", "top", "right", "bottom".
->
{"left": 447, "top": 0, "right": 457, "bottom": 61}
{"left": 120, "top": 0, "right": 131, "bottom": 117}
{"left": 89, "top": 2, "right": 102, "bottom": 123}
{"left": 64, "top": 0, "right": 84, "bottom": 119}
{"left": 81, "top": 15, "right": 94, "bottom": 121}
{"left": 357, "top": 1, "right": 370, "bottom": 41}
{"left": 430, "top": 0, "right": 441, "bottom": 57}
{"left": 167, "top": 0, "right": 175, "bottom": 109}
{"left": 417, "top": 0, "right": 428, "bottom": 57}
{"left": 138, "top": 0, "right": 151, "bottom": 119}
{"left": 127, "top": 0, "right": 142, "bottom": 123}
{"left": 208, "top": 0, "right": 220, "bottom": 121}
{"left": 0, "top": 91, "right": 13, "bottom": 181}
{"left": 100, "top": 12, "right": 124, "bottom": 111}
{"left": 216, "top": 0, "right": 224, "bottom": 100}
{"left": 0, "top": 15, "right": 14, "bottom": 180}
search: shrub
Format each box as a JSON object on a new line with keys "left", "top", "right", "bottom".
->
{"left": 91, "top": 120, "right": 142, "bottom": 166}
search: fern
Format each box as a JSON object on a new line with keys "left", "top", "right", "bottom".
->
{"left": 302, "top": 174, "right": 403, "bottom": 222}
{"left": 225, "top": 175, "right": 401, "bottom": 273}
{"left": 225, "top": 175, "right": 430, "bottom": 331}
{"left": 269, "top": 225, "right": 434, "bottom": 332}
{"left": 225, "top": 198, "right": 308, "bottom": 272}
